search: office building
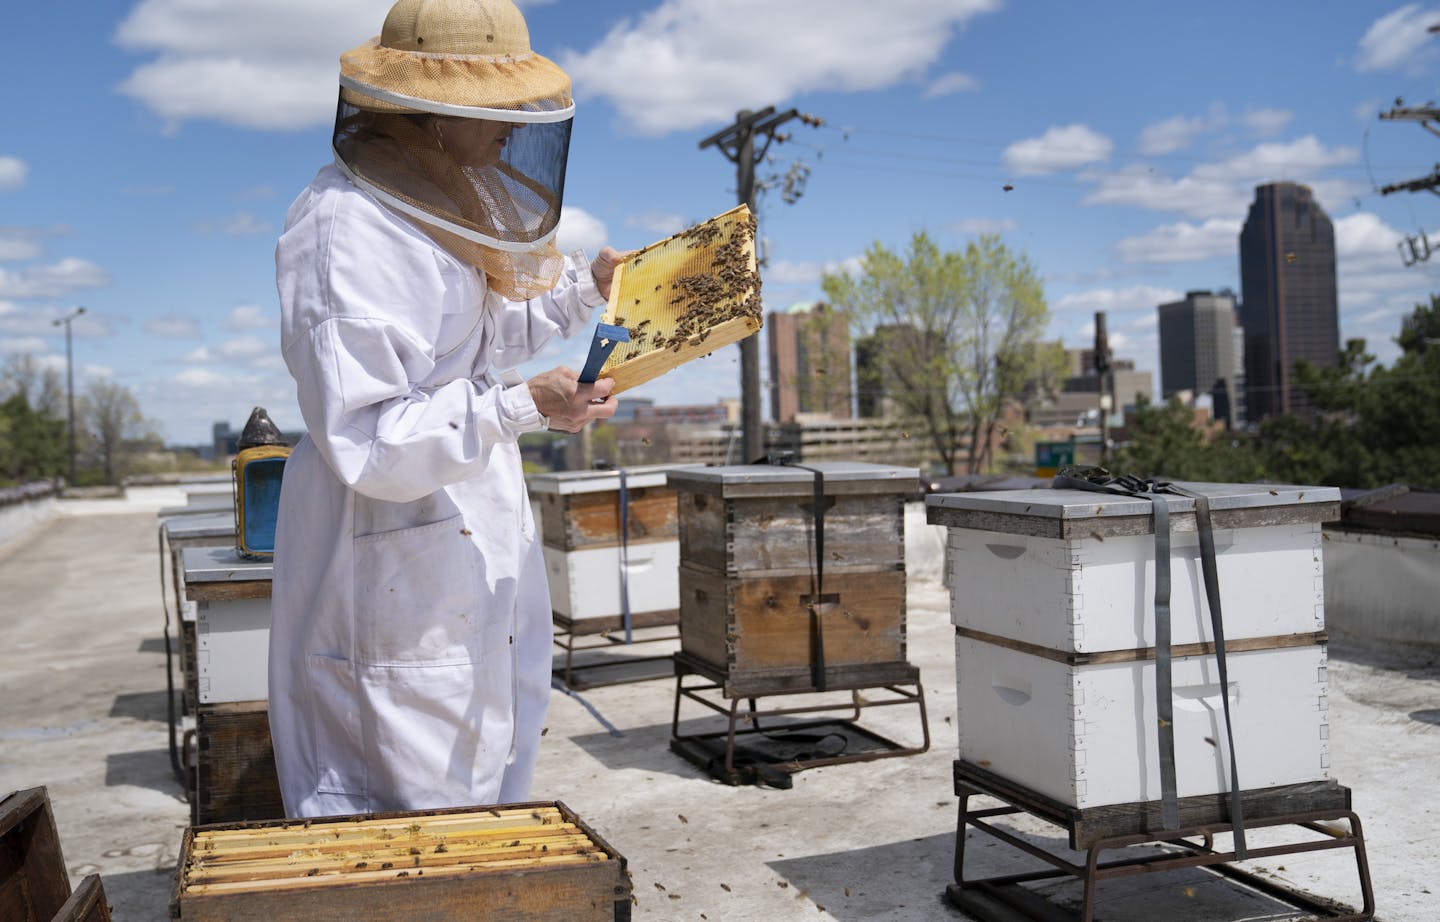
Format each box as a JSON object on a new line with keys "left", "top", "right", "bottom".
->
{"left": 1158, "top": 290, "right": 1244, "bottom": 426}
{"left": 767, "top": 302, "right": 852, "bottom": 423}
{"left": 1238, "top": 182, "right": 1339, "bottom": 418}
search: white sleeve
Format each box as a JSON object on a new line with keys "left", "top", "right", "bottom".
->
{"left": 277, "top": 187, "right": 554, "bottom": 504}
{"left": 489, "top": 249, "right": 609, "bottom": 370}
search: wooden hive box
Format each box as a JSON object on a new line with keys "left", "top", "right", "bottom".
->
{"left": 171, "top": 802, "right": 631, "bottom": 922}
{"left": 529, "top": 466, "right": 691, "bottom": 627}
{"left": 1, "top": 787, "right": 70, "bottom": 922}
{"left": 927, "top": 482, "right": 1342, "bottom": 809}
{"left": 193, "top": 701, "right": 284, "bottom": 827}
{"left": 667, "top": 462, "right": 919, "bottom": 693}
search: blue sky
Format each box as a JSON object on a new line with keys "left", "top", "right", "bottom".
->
{"left": 4, "top": 0, "right": 1440, "bottom": 445}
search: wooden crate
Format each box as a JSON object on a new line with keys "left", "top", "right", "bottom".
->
{"left": 531, "top": 467, "right": 683, "bottom": 552}
{"left": 53, "top": 874, "right": 112, "bottom": 922}
{"left": 193, "top": 702, "right": 284, "bottom": 827}
{"left": 0, "top": 787, "right": 70, "bottom": 922}
{"left": 171, "top": 801, "right": 631, "bottom": 921}
{"left": 671, "top": 465, "right": 911, "bottom": 577}
{"left": 679, "top": 564, "right": 907, "bottom": 690}
{"left": 669, "top": 463, "right": 917, "bottom": 693}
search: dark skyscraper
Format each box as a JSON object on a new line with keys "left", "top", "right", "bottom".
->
{"left": 1238, "top": 182, "right": 1339, "bottom": 419}
{"left": 1158, "top": 290, "right": 1243, "bottom": 426}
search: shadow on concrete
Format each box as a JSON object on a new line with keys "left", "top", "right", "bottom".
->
{"left": 565, "top": 719, "right": 709, "bottom": 779}
{"left": 1328, "top": 633, "right": 1440, "bottom": 681}
{"left": 85, "top": 865, "right": 178, "bottom": 922}
{"left": 104, "top": 748, "right": 185, "bottom": 799}
{"left": 136, "top": 636, "right": 169, "bottom": 654}
{"left": 108, "top": 691, "right": 169, "bottom": 723}
{"left": 767, "top": 827, "right": 1329, "bottom": 922}
{"left": 1410, "top": 708, "right": 1440, "bottom": 726}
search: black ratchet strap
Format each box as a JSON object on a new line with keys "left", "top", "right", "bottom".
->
{"left": 757, "top": 453, "right": 834, "bottom": 692}
{"left": 1052, "top": 467, "right": 1247, "bottom": 858}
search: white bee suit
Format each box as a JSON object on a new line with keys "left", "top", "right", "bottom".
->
{"left": 269, "top": 164, "right": 602, "bottom": 817}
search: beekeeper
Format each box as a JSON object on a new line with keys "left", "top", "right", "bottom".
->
{"left": 269, "top": 0, "right": 617, "bottom": 818}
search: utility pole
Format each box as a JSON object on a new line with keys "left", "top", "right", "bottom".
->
{"left": 700, "top": 105, "right": 799, "bottom": 463}
{"left": 52, "top": 305, "right": 86, "bottom": 485}
{"left": 1093, "top": 311, "right": 1112, "bottom": 466}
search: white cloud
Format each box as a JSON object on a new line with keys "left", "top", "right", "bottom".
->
{"left": 1138, "top": 114, "right": 1210, "bottom": 155}
{"left": 0, "top": 337, "right": 47, "bottom": 354}
{"left": 225, "top": 304, "right": 276, "bottom": 331}
{"left": 625, "top": 211, "right": 688, "bottom": 237}
{"left": 113, "top": 0, "right": 393, "bottom": 131}
{"left": 925, "top": 72, "right": 978, "bottom": 98}
{"left": 1052, "top": 285, "right": 1185, "bottom": 315}
{"left": 1240, "top": 107, "right": 1292, "bottom": 137}
{"left": 1354, "top": 4, "right": 1440, "bottom": 73}
{"left": 1002, "top": 124, "right": 1113, "bottom": 175}
{"left": 556, "top": 206, "right": 608, "bottom": 255}
{"left": 145, "top": 314, "right": 200, "bottom": 338}
{"left": 223, "top": 212, "right": 272, "bottom": 236}
{"left": 558, "top": 0, "right": 1001, "bottom": 136}
{"left": 765, "top": 256, "right": 863, "bottom": 286}
{"left": 1114, "top": 219, "right": 1240, "bottom": 264}
{"left": 1083, "top": 136, "right": 1360, "bottom": 219}
{"left": 0, "top": 156, "right": 26, "bottom": 191}
{"left": 218, "top": 336, "right": 272, "bottom": 361}
{"left": 182, "top": 346, "right": 214, "bottom": 364}
{"left": 83, "top": 364, "right": 115, "bottom": 379}
{"left": 0, "top": 258, "right": 110, "bottom": 299}
{"left": 0, "top": 230, "right": 41, "bottom": 262}
{"left": 1335, "top": 212, "right": 1406, "bottom": 273}
{"left": 174, "top": 367, "right": 231, "bottom": 388}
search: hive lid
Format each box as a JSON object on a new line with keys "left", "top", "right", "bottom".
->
{"left": 667, "top": 461, "right": 921, "bottom": 497}
{"left": 162, "top": 511, "right": 235, "bottom": 542}
{"left": 926, "top": 482, "right": 1341, "bottom": 539}
{"left": 181, "top": 545, "right": 274, "bottom": 583}
{"left": 527, "top": 463, "right": 699, "bottom": 495}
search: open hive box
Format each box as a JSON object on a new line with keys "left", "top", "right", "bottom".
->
{"left": 595, "top": 204, "right": 762, "bottom": 393}
{"left": 171, "top": 802, "right": 631, "bottom": 921}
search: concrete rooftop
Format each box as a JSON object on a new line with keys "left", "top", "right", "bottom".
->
{"left": 1, "top": 487, "right": 1436, "bottom": 921}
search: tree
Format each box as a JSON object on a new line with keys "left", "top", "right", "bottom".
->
{"left": 0, "top": 355, "right": 67, "bottom": 484}
{"left": 823, "top": 232, "right": 1053, "bottom": 474}
{"left": 77, "top": 379, "right": 161, "bottom": 485}
{"left": 1110, "top": 395, "right": 1263, "bottom": 482}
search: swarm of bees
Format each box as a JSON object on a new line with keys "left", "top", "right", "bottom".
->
{"left": 611, "top": 212, "right": 761, "bottom": 358}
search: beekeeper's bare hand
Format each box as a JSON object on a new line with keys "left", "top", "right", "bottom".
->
{"left": 528, "top": 367, "right": 617, "bottom": 433}
{"left": 590, "top": 246, "right": 631, "bottom": 301}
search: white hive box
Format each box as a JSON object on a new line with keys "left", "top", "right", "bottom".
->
{"left": 927, "top": 482, "right": 1341, "bottom": 809}
{"left": 182, "top": 546, "right": 273, "bottom": 704}
{"left": 529, "top": 465, "right": 688, "bottom": 625}
{"left": 954, "top": 635, "right": 1329, "bottom": 808}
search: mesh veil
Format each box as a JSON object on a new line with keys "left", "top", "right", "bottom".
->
{"left": 333, "top": 38, "right": 574, "bottom": 300}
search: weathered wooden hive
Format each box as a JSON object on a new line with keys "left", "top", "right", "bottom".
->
{"left": 927, "top": 482, "right": 1342, "bottom": 810}
{"left": 667, "top": 462, "right": 919, "bottom": 694}
{"left": 170, "top": 802, "right": 631, "bottom": 921}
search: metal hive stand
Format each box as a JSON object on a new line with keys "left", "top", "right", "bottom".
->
{"left": 946, "top": 760, "right": 1374, "bottom": 922}
{"left": 552, "top": 610, "right": 680, "bottom": 691}
{"left": 668, "top": 652, "right": 930, "bottom": 787}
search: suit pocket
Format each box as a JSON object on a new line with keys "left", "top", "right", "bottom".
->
{"left": 353, "top": 513, "right": 484, "bottom": 666}
{"left": 307, "top": 653, "right": 368, "bottom": 798}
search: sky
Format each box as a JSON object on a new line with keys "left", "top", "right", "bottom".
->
{"left": 5, "top": 0, "right": 1440, "bottom": 445}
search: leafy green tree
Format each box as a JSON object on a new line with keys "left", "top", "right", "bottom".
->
{"left": 0, "top": 355, "right": 67, "bottom": 484}
{"left": 1110, "top": 395, "right": 1264, "bottom": 483}
{"left": 822, "top": 232, "right": 1052, "bottom": 473}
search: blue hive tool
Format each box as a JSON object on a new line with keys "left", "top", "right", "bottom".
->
{"left": 578, "top": 323, "right": 630, "bottom": 384}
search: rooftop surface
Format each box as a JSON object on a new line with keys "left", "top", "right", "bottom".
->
{"left": 1, "top": 488, "right": 1436, "bottom": 920}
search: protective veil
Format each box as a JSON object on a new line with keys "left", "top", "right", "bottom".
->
{"left": 268, "top": 0, "right": 602, "bottom": 817}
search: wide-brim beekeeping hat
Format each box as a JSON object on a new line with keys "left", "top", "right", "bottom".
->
{"left": 332, "top": 0, "right": 574, "bottom": 300}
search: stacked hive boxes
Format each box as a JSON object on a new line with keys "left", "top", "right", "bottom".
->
{"left": 667, "top": 462, "right": 919, "bottom": 694}
{"left": 926, "top": 483, "right": 1340, "bottom": 810}
{"left": 530, "top": 466, "right": 685, "bottom": 633}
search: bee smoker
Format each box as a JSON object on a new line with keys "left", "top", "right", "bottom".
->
{"left": 231, "top": 407, "right": 290, "bottom": 559}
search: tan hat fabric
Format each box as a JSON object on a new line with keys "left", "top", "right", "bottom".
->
{"left": 340, "top": 0, "right": 572, "bottom": 115}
